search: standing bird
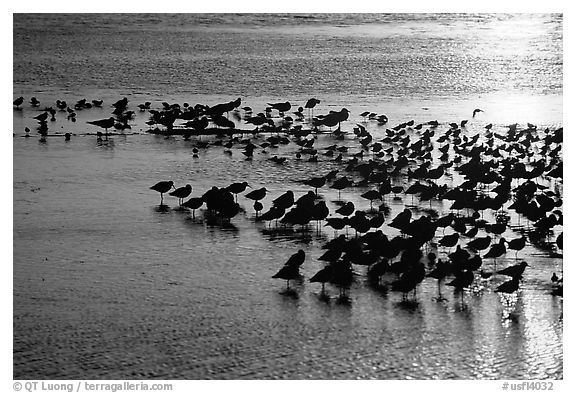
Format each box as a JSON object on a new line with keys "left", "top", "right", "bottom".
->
{"left": 182, "top": 197, "right": 204, "bottom": 218}
{"left": 226, "top": 181, "right": 251, "bottom": 202}
{"left": 360, "top": 190, "right": 382, "bottom": 211}
{"left": 245, "top": 187, "right": 268, "bottom": 202}
{"left": 30, "top": 97, "right": 40, "bottom": 107}
{"left": 467, "top": 235, "right": 492, "bottom": 252}
{"left": 273, "top": 250, "right": 305, "bottom": 291}
{"left": 169, "top": 184, "right": 192, "bottom": 206}
{"left": 330, "top": 176, "right": 353, "bottom": 199}
{"left": 427, "top": 259, "right": 450, "bottom": 301}
{"left": 447, "top": 269, "right": 475, "bottom": 302}
{"left": 551, "top": 272, "right": 559, "bottom": 284}
{"left": 150, "top": 181, "right": 175, "bottom": 205}
{"left": 483, "top": 238, "right": 507, "bottom": 268}
{"left": 496, "top": 261, "right": 528, "bottom": 280}
{"left": 438, "top": 232, "right": 459, "bottom": 252}
{"left": 272, "top": 264, "right": 300, "bottom": 291}
{"left": 305, "top": 98, "right": 321, "bottom": 120}
{"left": 335, "top": 201, "right": 355, "bottom": 217}
{"left": 285, "top": 249, "right": 306, "bottom": 268}
{"left": 267, "top": 101, "right": 291, "bottom": 115}
{"left": 304, "top": 176, "right": 326, "bottom": 196}
{"left": 253, "top": 201, "right": 264, "bottom": 217}
{"left": 506, "top": 236, "right": 526, "bottom": 260}
{"left": 87, "top": 117, "right": 116, "bottom": 133}
{"left": 310, "top": 265, "right": 334, "bottom": 294}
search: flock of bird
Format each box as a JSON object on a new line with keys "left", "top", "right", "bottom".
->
{"left": 14, "top": 94, "right": 563, "bottom": 303}
{"left": 139, "top": 96, "right": 563, "bottom": 305}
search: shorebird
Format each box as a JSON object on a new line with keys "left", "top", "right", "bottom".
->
{"left": 304, "top": 176, "right": 326, "bottom": 196}
{"left": 285, "top": 250, "right": 306, "bottom": 268}
{"left": 272, "top": 264, "right": 300, "bottom": 290}
{"left": 496, "top": 261, "right": 528, "bottom": 280}
{"left": 428, "top": 260, "right": 449, "bottom": 300}
{"left": 268, "top": 101, "right": 291, "bottom": 115}
{"left": 472, "top": 108, "right": 483, "bottom": 117}
{"left": 310, "top": 265, "right": 334, "bottom": 294}
{"left": 360, "top": 190, "right": 382, "bottom": 210}
{"left": 438, "top": 232, "right": 459, "bottom": 251}
{"left": 182, "top": 197, "right": 204, "bottom": 218}
{"left": 226, "top": 181, "right": 251, "bottom": 201}
{"left": 335, "top": 201, "right": 355, "bottom": 217}
{"left": 483, "top": 238, "right": 506, "bottom": 268}
{"left": 30, "top": 97, "right": 40, "bottom": 107}
{"left": 245, "top": 187, "right": 268, "bottom": 202}
{"left": 467, "top": 235, "right": 492, "bottom": 252}
{"left": 253, "top": 201, "right": 264, "bottom": 217}
{"left": 447, "top": 269, "right": 475, "bottom": 302}
{"left": 506, "top": 236, "right": 526, "bottom": 260}
{"left": 169, "top": 184, "right": 192, "bottom": 206}
{"left": 330, "top": 176, "right": 353, "bottom": 199}
{"left": 87, "top": 117, "right": 116, "bottom": 133}
{"left": 304, "top": 98, "right": 321, "bottom": 119}
{"left": 150, "top": 181, "right": 175, "bottom": 205}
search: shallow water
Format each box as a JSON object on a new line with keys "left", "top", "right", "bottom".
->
{"left": 13, "top": 13, "right": 563, "bottom": 380}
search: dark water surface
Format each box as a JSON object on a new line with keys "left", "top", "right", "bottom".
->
{"left": 13, "top": 13, "right": 563, "bottom": 379}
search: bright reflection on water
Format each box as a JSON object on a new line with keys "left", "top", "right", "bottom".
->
{"left": 13, "top": 123, "right": 562, "bottom": 379}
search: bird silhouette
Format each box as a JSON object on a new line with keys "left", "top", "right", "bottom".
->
{"left": 496, "top": 261, "right": 528, "bottom": 280}
{"left": 150, "top": 181, "right": 175, "bottom": 205}
{"left": 506, "top": 236, "right": 526, "bottom": 259}
{"left": 245, "top": 187, "right": 268, "bottom": 202}
{"left": 87, "top": 117, "right": 116, "bottom": 132}
{"left": 310, "top": 265, "right": 334, "bottom": 294}
{"left": 169, "top": 184, "right": 192, "bottom": 206}
{"left": 182, "top": 197, "right": 204, "bottom": 218}
{"left": 272, "top": 264, "right": 300, "bottom": 291}
{"left": 284, "top": 249, "right": 306, "bottom": 268}
{"left": 226, "top": 181, "right": 251, "bottom": 202}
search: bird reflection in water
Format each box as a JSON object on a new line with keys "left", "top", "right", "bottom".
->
{"left": 154, "top": 204, "right": 171, "bottom": 213}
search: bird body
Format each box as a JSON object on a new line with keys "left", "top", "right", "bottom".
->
{"left": 305, "top": 98, "right": 320, "bottom": 109}
{"left": 226, "top": 181, "right": 251, "bottom": 200}
{"left": 87, "top": 117, "right": 116, "bottom": 131}
{"left": 484, "top": 238, "right": 507, "bottom": 259}
{"left": 170, "top": 184, "right": 192, "bottom": 205}
{"left": 439, "top": 232, "right": 459, "bottom": 248}
{"left": 285, "top": 250, "right": 305, "bottom": 268}
{"left": 507, "top": 236, "right": 526, "bottom": 257}
{"left": 272, "top": 264, "right": 300, "bottom": 290}
{"left": 245, "top": 187, "right": 268, "bottom": 201}
{"left": 447, "top": 269, "right": 474, "bottom": 290}
{"left": 467, "top": 236, "right": 492, "bottom": 251}
{"left": 335, "top": 201, "right": 355, "bottom": 216}
{"left": 496, "top": 261, "right": 528, "bottom": 279}
{"left": 150, "top": 181, "right": 175, "bottom": 205}
{"left": 268, "top": 101, "right": 291, "bottom": 113}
